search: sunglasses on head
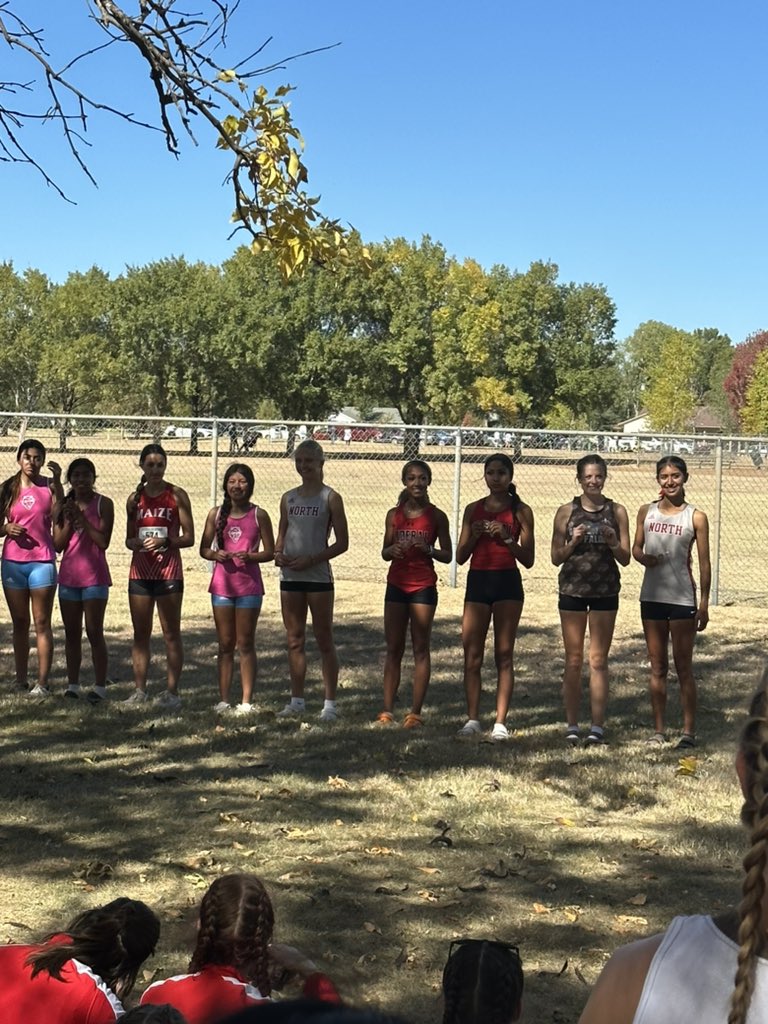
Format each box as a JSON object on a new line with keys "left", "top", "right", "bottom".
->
{"left": 448, "top": 938, "right": 521, "bottom": 961}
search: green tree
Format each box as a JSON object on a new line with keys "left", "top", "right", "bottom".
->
{"left": 741, "top": 350, "right": 768, "bottom": 435}
{"left": 0, "top": 262, "right": 51, "bottom": 413}
{"left": 645, "top": 332, "right": 698, "bottom": 431}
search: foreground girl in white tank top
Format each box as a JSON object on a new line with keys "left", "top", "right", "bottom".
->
{"left": 632, "top": 456, "right": 710, "bottom": 749}
{"left": 578, "top": 668, "right": 768, "bottom": 1024}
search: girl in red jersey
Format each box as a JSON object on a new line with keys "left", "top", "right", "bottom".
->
{"left": 376, "top": 459, "right": 452, "bottom": 728}
{"left": 200, "top": 463, "right": 275, "bottom": 713}
{"left": 140, "top": 874, "right": 339, "bottom": 1024}
{"left": 0, "top": 897, "right": 160, "bottom": 1024}
{"left": 53, "top": 458, "right": 114, "bottom": 705}
{"left": 456, "top": 453, "right": 535, "bottom": 741}
{"left": 0, "top": 438, "right": 63, "bottom": 697}
{"left": 124, "top": 444, "right": 194, "bottom": 710}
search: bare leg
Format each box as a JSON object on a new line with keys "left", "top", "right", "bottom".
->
{"left": 30, "top": 586, "right": 55, "bottom": 688}
{"left": 307, "top": 590, "right": 338, "bottom": 700}
{"left": 559, "top": 610, "right": 588, "bottom": 727}
{"left": 213, "top": 603, "right": 236, "bottom": 703}
{"left": 83, "top": 598, "right": 109, "bottom": 687}
{"left": 156, "top": 591, "right": 184, "bottom": 694}
{"left": 670, "top": 617, "right": 698, "bottom": 736}
{"left": 129, "top": 593, "right": 155, "bottom": 692}
{"left": 462, "top": 601, "right": 492, "bottom": 720}
{"left": 382, "top": 601, "right": 408, "bottom": 713}
{"left": 59, "top": 597, "right": 84, "bottom": 687}
{"left": 281, "top": 590, "right": 309, "bottom": 697}
{"left": 643, "top": 617, "right": 670, "bottom": 734}
{"left": 235, "top": 605, "right": 260, "bottom": 705}
{"left": 585, "top": 608, "right": 618, "bottom": 729}
{"left": 4, "top": 586, "right": 31, "bottom": 688}
{"left": 491, "top": 600, "right": 523, "bottom": 724}
{"left": 409, "top": 601, "right": 436, "bottom": 715}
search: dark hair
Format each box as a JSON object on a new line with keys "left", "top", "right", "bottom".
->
{"left": 442, "top": 940, "right": 524, "bottom": 1024}
{"left": 483, "top": 454, "right": 521, "bottom": 512}
{"left": 576, "top": 454, "right": 608, "bottom": 480}
{"left": 56, "top": 457, "right": 98, "bottom": 527}
{"left": 0, "top": 439, "right": 47, "bottom": 518}
{"left": 221, "top": 1003, "right": 407, "bottom": 1024}
{"left": 729, "top": 669, "right": 768, "bottom": 1024}
{"left": 130, "top": 444, "right": 168, "bottom": 509}
{"left": 122, "top": 1006, "right": 188, "bottom": 1024}
{"left": 27, "top": 897, "right": 160, "bottom": 1000}
{"left": 189, "top": 874, "right": 275, "bottom": 997}
{"left": 397, "top": 459, "right": 432, "bottom": 504}
{"left": 656, "top": 454, "right": 688, "bottom": 480}
{"left": 217, "top": 464, "right": 256, "bottom": 548}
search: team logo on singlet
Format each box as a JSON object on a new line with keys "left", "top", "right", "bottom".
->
{"left": 20, "top": 493, "right": 35, "bottom": 510}
{"left": 228, "top": 525, "right": 242, "bottom": 542}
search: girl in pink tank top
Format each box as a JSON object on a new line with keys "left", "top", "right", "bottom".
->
{"left": 200, "top": 464, "right": 275, "bottom": 714}
{"left": 53, "top": 459, "right": 114, "bottom": 704}
{"left": 0, "top": 438, "right": 63, "bottom": 696}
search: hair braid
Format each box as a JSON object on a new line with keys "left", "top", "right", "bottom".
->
{"left": 217, "top": 494, "right": 232, "bottom": 550}
{"left": 189, "top": 883, "right": 223, "bottom": 973}
{"left": 729, "top": 676, "right": 768, "bottom": 1024}
{"left": 442, "top": 941, "right": 523, "bottom": 1024}
{"left": 0, "top": 470, "right": 21, "bottom": 520}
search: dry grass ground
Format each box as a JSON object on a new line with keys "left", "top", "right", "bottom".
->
{"left": 0, "top": 443, "right": 767, "bottom": 1022}
{"left": 1, "top": 579, "right": 767, "bottom": 1023}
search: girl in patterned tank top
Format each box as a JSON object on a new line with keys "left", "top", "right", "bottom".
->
{"left": 200, "top": 463, "right": 275, "bottom": 715}
{"left": 53, "top": 458, "right": 114, "bottom": 705}
{"left": 376, "top": 460, "right": 452, "bottom": 729}
{"left": 632, "top": 455, "right": 710, "bottom": 748}
{"left": 551, "top": 454, "right": 630, "bottom": 747}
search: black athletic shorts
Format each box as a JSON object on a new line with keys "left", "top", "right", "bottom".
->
{"left": 465, "top": 568, "right": 524, "bottom": 606}
{"left": 640, "top": 601, "right": 696, "bottom": 621}
{"left": 559, "top": 594, "right": 619, "bottom": 613}
{"left": 129, "top": 578, "right": 184, "bottom": 598}
{"left": 280, "top": 581, "right": 334, "bottom": 593}
{"left": 385, "top": 583, "right": 438, "bottom": 606}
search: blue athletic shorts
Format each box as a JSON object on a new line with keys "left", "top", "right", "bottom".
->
{"left": 59, "top": 584, "right": 110, "bottom": 602}
{"left": 211, "top": 594, "right": 264, "bottom": 609}
{"left": 2, "top": 560, "right": 57, "bottom": 590}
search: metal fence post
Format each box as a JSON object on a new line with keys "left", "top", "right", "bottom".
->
{"left": 449, "top": 431, "right": 463, "bottom": 588}
{"left": 711, "top": 438, "right": 723, "bottom": 606}
{"left": 210, "top": 418, "right": 219, "bottom": 511}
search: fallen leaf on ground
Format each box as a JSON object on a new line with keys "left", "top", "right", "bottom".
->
{"left": 480, "top": 860, "right": 510, "bottom": 878}
{"left": 327, "top": 776, "right": 350, "bottom": 789}
{"left": 555, "top": 817, "right": 577, "bottom": 827}
{"left": 363, "top": 921, "right": 381, "bottom": 933}
{"left": 627, "top": 893, "right": 647, "bottom": 906}
{"left": 532, "top": 902, "right": 550, "bottom": 914}
{"left": 417, "top": 889, "right": 438, "bottom": 902}
{"left": 365, "top": 846, "right": 395, "bottom": 856}
{"left": 676, "top": 756, "right": 698, "bottom": 777}
{"left": 458, "top": 883, "right": 487, "bottom": 893}
{"left": 417, "top": 866, "right": 441, "bottom": 875}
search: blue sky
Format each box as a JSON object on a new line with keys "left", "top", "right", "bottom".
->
{"left": 3, "top": 0, "right": 767, "bottom": 343}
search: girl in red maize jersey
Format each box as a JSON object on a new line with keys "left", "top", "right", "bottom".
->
{"left": 376, "top": 460, "right": 452, "bottom": 728}
{"left": 456, "top": 453, "right": 535, "bottom": 742}
{"left": 140, "top": 874, "right": 339, "bottom": 1024}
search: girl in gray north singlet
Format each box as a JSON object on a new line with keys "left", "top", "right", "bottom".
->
{"left": 280, "top": 485, "right": 333, "bottom": 586}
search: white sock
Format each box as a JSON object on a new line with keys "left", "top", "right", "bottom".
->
{"left": 323, "top": 699, "right": 337, "bottom": 711}
{"left": 92, "top": 686, "right": 107, "bottom": 698}
{"left": 66, "top": 684, "right": 80, "bottom": 694}
{"left": 290, "top": 697, "right": 306, "bottom": 709}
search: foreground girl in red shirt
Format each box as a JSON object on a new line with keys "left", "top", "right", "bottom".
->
{"left": 0, "top": 897, "right": 160, "bottom": 1024}
{"left": 377, "top": 460, "right": 451, "bottom": 728}
{"left": 140, "top": 873, "right": 339, "bottom": 1024}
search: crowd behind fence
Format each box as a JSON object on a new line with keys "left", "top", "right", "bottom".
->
{"left": 2, "top": 412, "right": 767, "bottom": 606}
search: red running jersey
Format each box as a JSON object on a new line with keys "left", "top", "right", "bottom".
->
{"left": 386, "top": 503, "right": 438, "bottom": 593}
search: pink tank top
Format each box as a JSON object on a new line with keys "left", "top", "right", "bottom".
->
{"left": 210, "top": 504, "right": 265, "bottom": 598}
{"left": 3, "top": 479, "right": 55, "bottom": 563}
{"left": 59, "top": 494, "right": 112, "bottom": 588}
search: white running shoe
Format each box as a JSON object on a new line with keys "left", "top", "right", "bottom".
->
{"left": 234, "top": 703, "right": 254, "bottom": 715}
{"left": 491, "top": 723, "right": 510, "bottom": 742}
{"left": 156, "top": 691, "right": 182, "bottom": 711}
{"left": 122, "top": 689, "right": 148, "bottom": 705}
{"left": 319, "top": 706, "right": 338, "bottom": 722}
{"left": 276, "top": 702, "right": 304, "bottom": 718}
{"left": 457, "top": 719, "right": 482, "bottom": 737}
{"left": 214, "top": 701, "right": 231, "bottom": 713}
{"left": 28, "top": 685, "right": 51, "bottom": 699}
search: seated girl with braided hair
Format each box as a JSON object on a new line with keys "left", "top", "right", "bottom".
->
{"left": 0, "top": 896, "right": 160, "bottom": 1023}
{"left": 579, "top": 666, "right": 768, "bottom": 1024}
{"left": 140, "top": 874, "right": 339, "bottom": 1024}
{"left": 441, "top": 938, "right": 523, "bottom": 1024}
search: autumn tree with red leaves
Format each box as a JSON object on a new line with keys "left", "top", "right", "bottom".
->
{"left": 724, "top": 331, "right": 768, "bottom": 424}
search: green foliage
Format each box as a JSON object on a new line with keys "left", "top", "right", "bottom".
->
{"left": 645, "top": 331, "right": 698, "bottom": 431}
{"left": 741, "top": 350, "right": 768, "bottom": 434}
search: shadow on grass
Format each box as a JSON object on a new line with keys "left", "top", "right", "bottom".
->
{"left": 0, "top": 612, "right": 763, "bottom": 1023}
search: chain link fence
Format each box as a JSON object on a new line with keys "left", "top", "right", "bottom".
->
{"left": 2, "top": 413, "right": 765, "bottom": 605}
